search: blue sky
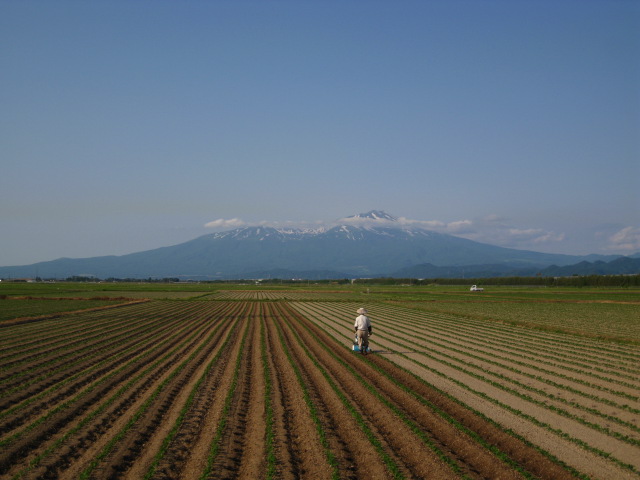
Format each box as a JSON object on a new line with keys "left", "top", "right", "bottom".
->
{"left": 1, "top": 0, "right": 638, "bottom": 266}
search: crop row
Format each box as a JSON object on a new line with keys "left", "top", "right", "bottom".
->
{"left": 0, "top": 300, "right": 580, "bottom": 478}
{"left": 211, "top": 290, "right": 351, "bottom": 301}
{"left": 0, "top": 301, "right": 239, "bottom": 478}
{"left": 0, "top": 298, "right": 126, "bottom": 323}
{"left": 372, "top": 305, "right": 640, "bottom": 384}
{"left": 396, "top": 299, "right": 640, "bottom": 341}
{"left": 291, "top": 301, "right": 640, "bottom": 479}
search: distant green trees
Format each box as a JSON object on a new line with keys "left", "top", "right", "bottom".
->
{"left": 59, "top": 274, "right": 639, "bottom": 287}
{"left": 354, "top": 275, "right": 640, "bottom": 287}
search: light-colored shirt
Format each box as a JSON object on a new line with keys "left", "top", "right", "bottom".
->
{"left": 354, "top": 314, "right": 371, "bottom": 331}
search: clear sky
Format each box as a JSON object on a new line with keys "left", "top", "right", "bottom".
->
{"left": 1, "top": 0, "right": 638, "bottom": 266}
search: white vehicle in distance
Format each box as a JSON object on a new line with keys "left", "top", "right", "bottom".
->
{"left": 470, "top": 285, "right": 484, "bottom": 292}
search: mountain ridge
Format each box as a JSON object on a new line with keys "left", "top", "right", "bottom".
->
{"left": 0, "top": 211, "right": 635, "bottom": 279}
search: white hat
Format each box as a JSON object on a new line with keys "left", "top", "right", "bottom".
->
{"left": 357, "top": 308, "right": 367, "bottom": 314}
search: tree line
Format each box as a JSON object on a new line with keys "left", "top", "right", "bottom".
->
{"left": 354, "top": 275, "right": 640, "bottom": 287}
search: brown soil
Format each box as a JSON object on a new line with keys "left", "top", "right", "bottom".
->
{"left": 2, "top": 300, "right": 637, "bottom": 479}
{"left": 290, "top": 301, "right": 640, "bottom": 479}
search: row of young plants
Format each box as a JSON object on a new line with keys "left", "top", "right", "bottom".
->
{"left": 141, "top": 309, "right": 244, "bottom": 479}
{"left": 270, "top": 303, "right": 341, "bottom": 479}
{"left": 309, "top": 301, "right": 640, "bottom": 396}
{"left": 0, "top": 301, "right": 208, "bottom": 399}
{"left": 259, "top": 307, "right": 278, "bottom": 479}
{"left": 374, "top": 330, "right": 640, "bottom": 475}
{"left": 372, "top": 305, "right": 640, "bottom": 396}
{"left": 280, "top": 308, "right": 450, "bottom": 479}
{"left": 395, "top": 309, "right": 640, "bottom": 384}
{"left": 0, "top": 303, "right": 220, "bottom": 454}
{"left": 292, "top": 301, "right": 592, "bottom": 477}
{"left": 0, "top": 314, "right": 186, "bottom": 424}
{"left": 0, "top": 306, "right": 191, "bottom": 400}
{"left": 382, "top": 301, "right": 640, "bottom": 361}
{"left": 376, "top": 303, "right": 640, "bottom": 381}
{"left": 0, "top": 298, "right": 127, "bottom": 323}
{"left": 354, "top": 301, "right": 640, "bottom": 427}
{"left": 291, "top": 301, "right": 640, "bottom": 478}
{"left": 376, "top": 319, "right": 640, "bottom": 447}
{"left": 0, "top": 306, "right": 180, "bottom": 388}
{"left": 77, "top": 306, "right": 242, "bottom": 480}
{"left": 0, "top": 302, "right": 136, "bottom": 353}
{"left": 284, "top": 302, "right": 580, "bottom": 479}
{"left": 198, "top": 312, "right": 250, "bottom": 479}
{"left": 1, "top": 306, "right": 171, "bottom": 400}
{"left": 397, "top": 299, "right": 640, "bottom": 341}
{"left": 0, "top": 301, "right": 241, "bottom": 478}
{"left": 7, "top": 314, "right": 222, "bottom": 480}
{"left": 0, "top": 301, "right": 189, "bottom": 366}
{"left": 212, "top": 290, "right": 351, "bottom": 301}
{"left": 279, "top": 313, "right": 407, "bottom": 479}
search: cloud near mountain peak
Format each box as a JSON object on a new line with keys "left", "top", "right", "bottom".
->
{"left": 204, "top": 218, "right": 246, "bottom": 229}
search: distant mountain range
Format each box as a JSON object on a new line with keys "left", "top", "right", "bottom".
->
{"left": 393, "top": 256, "right": 640, "bottom": 279}
{"left": 0, "top": 211, "right": 637, "bottom": 280}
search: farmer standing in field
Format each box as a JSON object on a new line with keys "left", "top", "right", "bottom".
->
{"left": 354, "top": 307, "right": 372, "bottom": 355}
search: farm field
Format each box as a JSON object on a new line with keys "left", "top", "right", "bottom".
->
{"left": 0, "top": 284, "right": 639, "bottom": 479}
{"left": 385, "top": 295, "right": 640, "bottom": 343}
{"left": 0, "top": 298, "right": 130, "bottom": 324}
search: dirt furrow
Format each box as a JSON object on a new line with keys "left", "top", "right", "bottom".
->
{"left": 0, "top": 315, "right": 185, "bottom": 427}
{"left": 125, "top": 306, "right": 243, "bottom": 479}
{"left": 3, "top": 304, "right": 229, "bottom": 478}
{"left": 276, "top": 302, "right": 449, "bottom": 479}
{"left": 235, "top": 306, "right": 267, "bottom": 479}
{"left": 286, "top": 303, "right": 538, "bottom": 479}
{"left": 85, "top": 305, "right": 240, "bottom": 479}
{"left": 145, "top": 325, "right": 241, "bottom": 478}
{"left": 176, "top": 306, "right": 254, "bottom": 479}
{"left": 203, "top": 306, "right": 261, "bottom": 478}
{"left": 273, "top": 306, "right": 376, "bottom": 479}
{"left": 291, "top": 301, "right": 640, "bottom": 479}
{"left": 264, "top": 303, "right": 334, "bottom": 480}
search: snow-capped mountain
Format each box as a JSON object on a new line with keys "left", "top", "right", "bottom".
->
{"left": 344, "top": 210, "right": 398, "bottom": 222}
{"left": 1, "top": 210, "right": 622, "bottom": 280}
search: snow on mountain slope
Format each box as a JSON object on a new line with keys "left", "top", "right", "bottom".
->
{"left": 210, "top": 211, "right": 422, "bottom": 242}
{"left": 0, "top": 211, "right": 610, "bottom": 279}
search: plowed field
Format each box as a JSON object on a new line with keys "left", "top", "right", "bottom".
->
{"left": 1, "top": 299, "right": 638, "bottom": 479}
